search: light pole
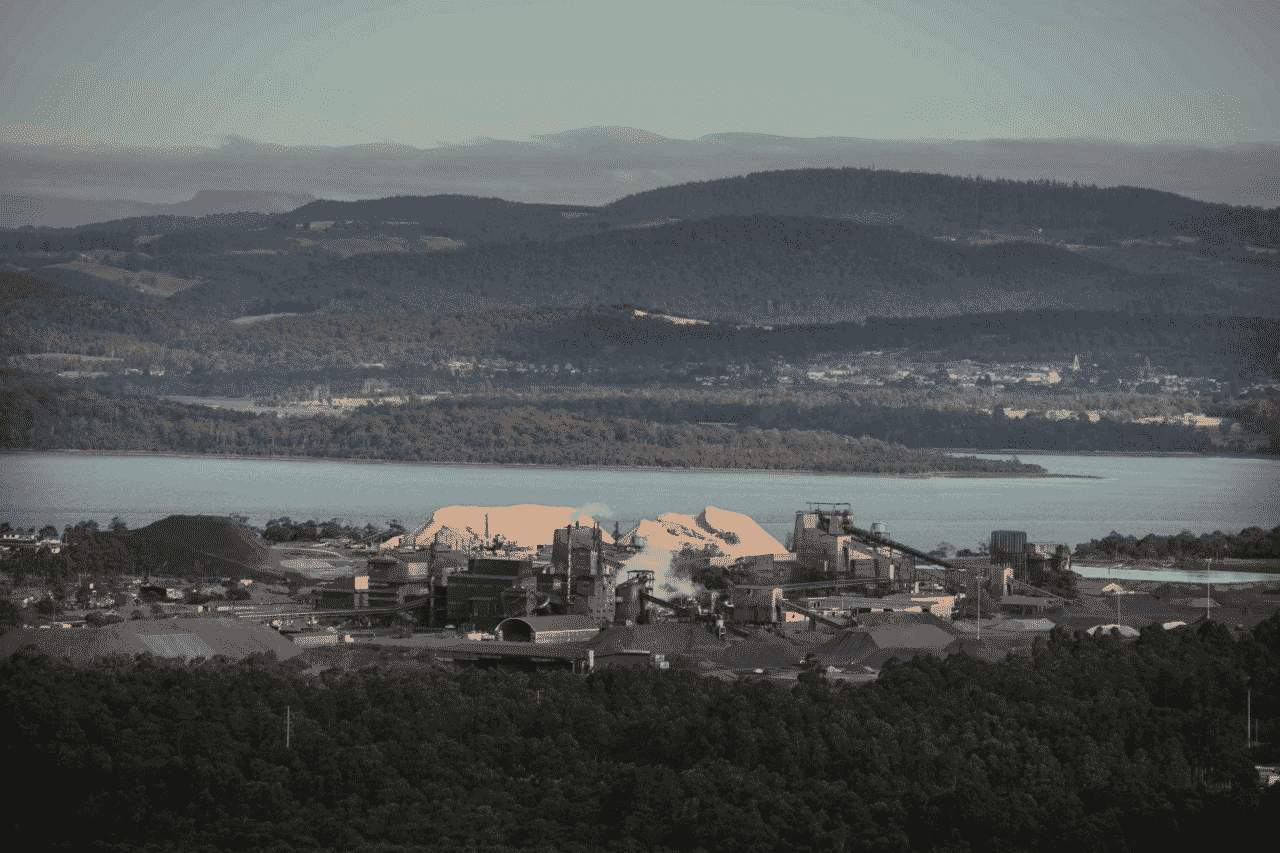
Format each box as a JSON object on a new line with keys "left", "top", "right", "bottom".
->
{"left": 1204, "top": 557, "right": 1211, "bottom": 622}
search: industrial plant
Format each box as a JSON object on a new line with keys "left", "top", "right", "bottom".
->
{"left": 274, "top": 502, "right": 1081, "bottom": 679}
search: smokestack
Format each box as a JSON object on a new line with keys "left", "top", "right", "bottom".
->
{"left": 565, "top": 524, "right": 573, "bottom": 607}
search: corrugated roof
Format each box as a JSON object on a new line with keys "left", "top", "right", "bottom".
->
{"left": 999, "top": 595, "right": 1059, "bottom": 606}
{"left": 433, "top": 641, "right": 590, "bottom": 660}
{"left": 1064, "top": 594, "right": 1186, "bottom": 627}
{"left": 997, "top": 618, "right": 1057, "bottom": 631}
{"left": 1086, "top": 624, "right": 1141, "bottom": 637}
{"left": 814, "top": 624, "right": 959, "bottom": 666}
{"left": 499, "top": 615, "right": 598, "bottom": 632}
{"left": 587, "top": 623, "right": 730, "bottom": 658}
{"left": 851, "top": 612, "right": 961, "bottom": 633}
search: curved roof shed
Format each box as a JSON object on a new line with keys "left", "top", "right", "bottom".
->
{"left": 495, "top": 615, "right": 600, "bottom": 643}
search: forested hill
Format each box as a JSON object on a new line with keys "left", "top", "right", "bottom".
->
{"left": 11, "top": 167, "right": 1278, "bottom": 250}
{"left": 3, "top": 168, "right": 1274, "bottom": 322}
{"left": 166, "top": 214, "right": 1275, "bottom": 321}
{"left": 285, "top": 194, "right": 599, "bottom": 241}
{"left": 601, "top": 168, "right": 1280, "bottom": 247}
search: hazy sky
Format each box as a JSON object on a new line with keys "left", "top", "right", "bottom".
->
{"left": 2, "top": 0, "right": 1277, "bottom": 150}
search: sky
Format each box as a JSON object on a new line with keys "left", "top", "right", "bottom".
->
{"left": 2, "top": 0, "right": 1278, "bottom": 152}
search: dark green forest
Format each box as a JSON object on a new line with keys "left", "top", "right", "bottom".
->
{"left": 3, "top": 615, "right": 1279, "bottom": 852}
{"left": 0, "top": 372, "right": 1044, "bottom": 474}
{"left": 600, "top": 168, "right": 1280, "bottom": 248}
{"left": 1074, "top": 527, "right": 1280, "bottom": 561}
{"left": 160, "top": 215, "right": 1279, "bottom": 321}
{"left": 488, "top": 310, "right": 1277, "bottom": 378}
{"left": 2, "top": 369, "right": 1274, "bottom": 461}
{"left": 444, "top": 394, "right": 1275, "bottom": 455}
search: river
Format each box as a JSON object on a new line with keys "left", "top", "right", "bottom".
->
{"left": 2, "top": 450, "right": 1275, "bottom": 571}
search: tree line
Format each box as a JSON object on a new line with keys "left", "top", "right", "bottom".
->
{"left": 0, "top": 514, "right": 410, "bottom": 589}
{"left": 0, "top": 518, "right": 204, "bottom": 587}
{"left": 2, "top": 613, "right": 1278, "bottom": 852}
{"left": 451, "top": 394, "right": 1276, "bottom": 455}
{"left": 602, "top": 167, "right": 1280, "bottom": 248}
{"left": 0, "top": 373, "right": 1047, "bottom": 474}
{"left": 2, "top": 368, "right": 1273, "bottom": 461}
{"left": 1075, "top": 526, "right": 1280, "bottom": 561}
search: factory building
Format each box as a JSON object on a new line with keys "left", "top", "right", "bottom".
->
{"left": 548, "top": 522, "right": 619, "bottom": 626}
{"left": 731, "top": 585, "right": 783, "bottom": 624}
{"left": 990, "top": 530, "right": 1029, "bottom": 583}
{"left": 552, "top": 523, "right": 605, "bottom": 575}
{"left": 315, "top": 554, "right": 447, "bottom": 622}
{"left": 735, "top": 553, "right": 793, "bottom": 586}
{"left": 791, "top": 508, "right": 907, "bottom": 584}
{"left": 446, "top": 556, "right": 538, "bottom": 630}
{"left": 987, "top": 532, "right": 1072, "bottom": 595}
{"left": 316, "top": 574, "right": 370, "bottom": 610}
{"left": 569, "top": 572, "right": 617, "bottom": 624}
{"left": 458, "top": 558, "right": 546, "bottom": 621}
{"left": 366, "top": 555, "right": 434, "bottom": 607}
{"left": 614, "top": 571, "right": 653, "bottom": 625}
{"left": 1025, "top": 543, "right": 1072, "bottom": 584}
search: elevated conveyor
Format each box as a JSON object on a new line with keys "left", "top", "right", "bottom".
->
{"left": 640, "top": 591, "right": 697, "bottom": 618}
{"left": 777, "top": 598, "right": 847, "bottom": 629}
{"left": 232, "top": 595, "right": 433, "bottom": 621}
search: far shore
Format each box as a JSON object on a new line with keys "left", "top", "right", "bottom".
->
{"left": 0, "top": 449, "right": 1080, "bottom": 478}
{"left": 922, "top": 447, "right": 1276, "bottom": 460}
{"left": 1072, "top": 558, "right": 1280, "bottom": 576}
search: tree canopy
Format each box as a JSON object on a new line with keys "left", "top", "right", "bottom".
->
{"left": 2, "top": 612, "right": 1278, "bottom": 852}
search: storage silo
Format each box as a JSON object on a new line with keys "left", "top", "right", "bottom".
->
{"left": 990, "top": 530, "right": 1028, "bottom": 580}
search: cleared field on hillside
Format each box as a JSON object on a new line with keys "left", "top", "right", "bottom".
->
{"left": 48, "top": 260, "right": 197, "bottom": 297}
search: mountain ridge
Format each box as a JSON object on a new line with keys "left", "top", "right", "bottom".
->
{"left": 5, "top": 132, "right": 1278, "bottom": 226}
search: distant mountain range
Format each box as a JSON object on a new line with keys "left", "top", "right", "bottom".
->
{"left": 0, "top": 190, "right": 314, "bottom": 229}
{"left": 4, "top": 166, "right": 1273, "bottom": 323}
{"left": 3, "top": 128, "right": 1278, "bottom": 227}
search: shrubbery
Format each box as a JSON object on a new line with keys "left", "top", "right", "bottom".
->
{"left": 1077, "top": 526, "right": 1280, "bottom": 560}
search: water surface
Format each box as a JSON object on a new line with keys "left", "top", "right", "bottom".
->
{"left": 2, "top": 452, "right": 1273, "bottom": 564}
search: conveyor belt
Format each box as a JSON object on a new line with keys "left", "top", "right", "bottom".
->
{"left": 777, "top": 598, "right": 847, "bottom": 629}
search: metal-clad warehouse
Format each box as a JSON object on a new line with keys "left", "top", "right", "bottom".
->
{"left": 494, "top": 615, "right": 600, "bottom": 643}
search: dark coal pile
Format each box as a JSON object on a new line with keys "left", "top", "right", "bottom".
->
{"left": 130, "top": 514, "right": 272, "bottom": 577}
